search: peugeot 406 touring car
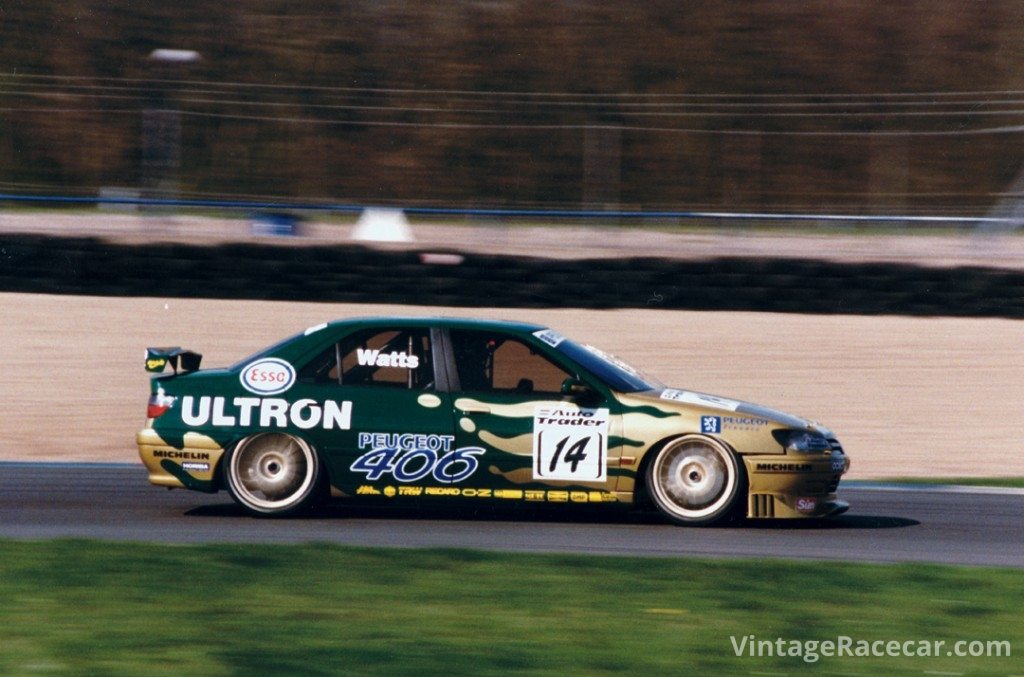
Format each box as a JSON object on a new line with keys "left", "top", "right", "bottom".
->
{"left": 138, "top": 317, "right": 849, "bottom": 525}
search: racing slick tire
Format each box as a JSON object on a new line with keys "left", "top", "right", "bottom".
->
{"left": 645, "top": 434, "right": 745, "bottom": 526}
{"left": 225, "top": 432, "right": 323, "bottom": 517}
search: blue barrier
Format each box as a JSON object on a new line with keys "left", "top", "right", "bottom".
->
{"left": 0, "top": 192, "right": 1013, "bottom": 224}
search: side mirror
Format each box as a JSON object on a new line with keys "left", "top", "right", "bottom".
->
{"left": 561, "top": 376, "right": 593, "bottom": 398}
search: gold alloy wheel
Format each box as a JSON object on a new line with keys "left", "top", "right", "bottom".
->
{"left": 647, "top": 434, "right": 742, "bottom": 525}
{"left": 227, "top": 432, "right": 320, "bottom": 515}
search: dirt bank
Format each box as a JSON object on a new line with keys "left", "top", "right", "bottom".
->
{"left": 3, "top": 292, "right": 1021, "bottom": 479}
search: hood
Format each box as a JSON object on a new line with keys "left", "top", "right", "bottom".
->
{"left": 637, "top": 387, "right": 832, "bottom": 436}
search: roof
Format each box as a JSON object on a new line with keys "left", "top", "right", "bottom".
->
{"left": 225, "top": 316, "right": 557, "bottom": 372}
{"left": 322, "top": 316, "right": 548, "bottom": 334}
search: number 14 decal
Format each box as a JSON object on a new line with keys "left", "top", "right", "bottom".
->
{"left": 548, "top": 436, "right": 589, "bottom": 473}
{"left": 535, "top": 431, "right": 605, "bottom": 481}
{"left": 548, "top": 435, "right": 591, "bottom": 474}
{"left": 532, "top": 405, "right": 609, "bottom": 482}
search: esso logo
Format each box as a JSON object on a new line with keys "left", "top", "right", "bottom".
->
{"left": 240, "top": 358, "right": 296, "bottom": 395}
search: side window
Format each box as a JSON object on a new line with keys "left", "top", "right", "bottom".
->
{"left": 450, "top": 329, "right": 572, "bottom": 395}
{"left": 298, "top": 328, "right": 434, "bottom": 390}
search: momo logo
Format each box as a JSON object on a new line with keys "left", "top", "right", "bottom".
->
{"left": 241, "top": 358, "right": 296, "bottom": 395}
{"left": 356, "top": 348, "right": 420, "bottom": 369}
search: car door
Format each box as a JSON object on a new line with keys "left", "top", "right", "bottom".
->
{"left": 444, "top": 327, "right": 621, "bottom": 502}
{"left": 291, "top": 325, "right": 457, "bottom": 497}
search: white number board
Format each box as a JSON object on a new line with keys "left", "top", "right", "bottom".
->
{"left": 532, "top": 405, "right": 609, "bottom": 482}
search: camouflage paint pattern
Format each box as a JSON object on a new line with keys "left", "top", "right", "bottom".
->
{"left": 137, "top": 317, "right": 848, "bottom": 518}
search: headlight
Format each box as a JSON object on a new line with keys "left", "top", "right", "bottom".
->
{"left": 772, "top": 429, "right": 831, "bottom": 454}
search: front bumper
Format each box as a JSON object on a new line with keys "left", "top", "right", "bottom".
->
{"left": 744, "top": 452, "right": 849, "bottom": 519}
{"left": 137, "top": 428, "right": 224, "bottom": 493}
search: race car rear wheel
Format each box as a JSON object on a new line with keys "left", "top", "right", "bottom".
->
{"left": 225, "top": 432, "right": 321, "bottom": 516}
{"left": 646, "top": 434, "right": 744, "bottom": 526}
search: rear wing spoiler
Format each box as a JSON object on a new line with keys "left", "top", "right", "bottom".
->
{"left": 145, "top": 347, "right": 202, "bottom": 374}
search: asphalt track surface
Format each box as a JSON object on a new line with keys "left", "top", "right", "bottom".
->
{"left": 2, "top": 463, "right": 1021, "bottom": 567}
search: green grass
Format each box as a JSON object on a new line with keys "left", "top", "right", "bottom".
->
{"left": 878, "top": 477, "right": 1024, "bottom": 489}
{"left": 0, "top": 540, "right": 1019, "bottom": 675}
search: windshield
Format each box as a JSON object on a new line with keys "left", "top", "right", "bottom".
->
{"left": 555, "top": 339, "right": 664, "bottom": 393}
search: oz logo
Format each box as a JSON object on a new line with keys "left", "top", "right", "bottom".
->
{"left": 532, "top": 406, "right": 609, "bottom": 482}
{"left": 701, "top": 416, "right": 722, "bottom": 434}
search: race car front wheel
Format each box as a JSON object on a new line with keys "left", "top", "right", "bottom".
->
{"left": 646, "top": 434, "right": 744, "bottom": 526}
{"left": 225, "top": 432, "right": 322, "bottom": 516}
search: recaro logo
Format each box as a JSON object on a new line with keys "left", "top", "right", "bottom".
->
{"left": 240, "top": 358, "right": 296, "bottom": 395}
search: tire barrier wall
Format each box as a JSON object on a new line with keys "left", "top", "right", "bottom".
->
{"left": 3, "top": 234, "right": 1022, "bottom": 317}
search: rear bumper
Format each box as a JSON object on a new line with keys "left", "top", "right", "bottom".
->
{"left": 136, "top": 428, "right": 224, "bottom": 493}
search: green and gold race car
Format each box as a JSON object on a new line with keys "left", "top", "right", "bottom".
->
{"left": 138, "top": 317, "right": 849, "bottom": 525}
